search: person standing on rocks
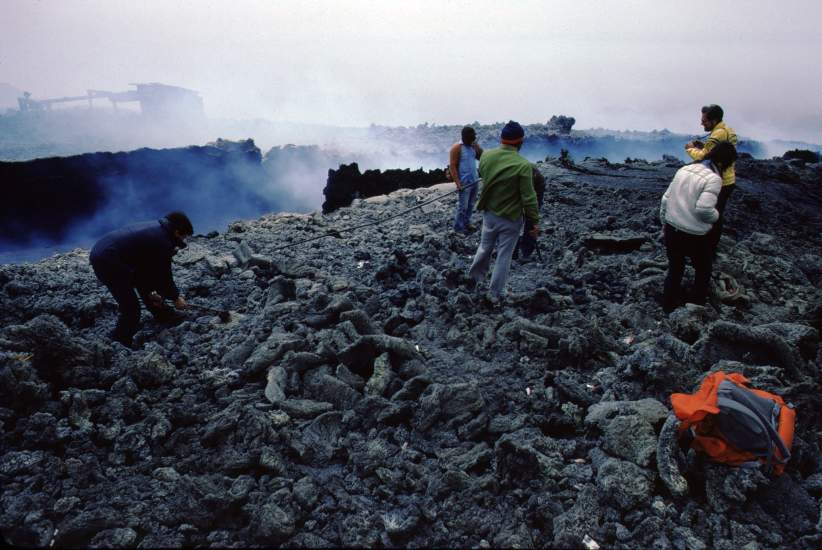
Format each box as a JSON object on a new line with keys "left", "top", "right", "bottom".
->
{"left": 89, "top": 212, "right": 193, "bottom": 348}
{"left": 660, "top": 142, "right": 738, "bottom": 313}
{"left": 449, "top": 126, "right": 483, "bottom": 233}
{"left": 685, "top": 104, "right": 738, "bottom": 254}
{"left": 468, "top": 121, "right": 539, "bottom": 305}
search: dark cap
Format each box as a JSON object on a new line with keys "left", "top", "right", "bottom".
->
{"left": 501, "top": 120, "right": 525, "bottom": 144}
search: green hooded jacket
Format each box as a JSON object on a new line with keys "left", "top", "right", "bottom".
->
{"left": 476, "top": 145, "right": 539, "bottom": 223}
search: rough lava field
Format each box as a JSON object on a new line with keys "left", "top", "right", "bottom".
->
{"left": 1, "top": 152, "right": 821, "bottom": 548}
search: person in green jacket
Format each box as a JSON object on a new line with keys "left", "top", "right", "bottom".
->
{"left": 685, "top": 104, "right": 738, "bottom": 254}
{"left": 467, "top": 121, "right": 540, "bottom": 305}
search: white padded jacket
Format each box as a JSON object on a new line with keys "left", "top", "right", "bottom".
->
{"left": 660, "top": 162, "right": 722, "bottom": 235}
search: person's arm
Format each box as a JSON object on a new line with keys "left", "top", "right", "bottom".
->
{"left": 449, "top": 143, "right": 462, "bottom": 189}
{"left": 686, "top": 127, "right": 727, "bottom": 160}
{"left": 694, "top": 175, "right": 721, "bottom": 224}
{"left": 686, "top": 143, "right": 707, "bottom": 161}
{"left": 156, "top": 256, "right": 180, "bottom": 301}
{"left": 472, "top": 142, "right": 483, "bottom": 160}
{"left": 519, "top": 164, "right": 539, "bottom": 225}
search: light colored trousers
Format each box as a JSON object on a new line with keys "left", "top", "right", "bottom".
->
{"left": 468, "top": 211, "right": 523, "bottom": 298}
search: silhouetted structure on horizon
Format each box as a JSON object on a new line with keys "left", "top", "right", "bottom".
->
{"left": 16, "top": 83, "right": 204, "bottom": 120}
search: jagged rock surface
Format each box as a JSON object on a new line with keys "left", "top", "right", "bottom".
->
{"left": 1, "top": 155, "right": 821, "bottom": 548}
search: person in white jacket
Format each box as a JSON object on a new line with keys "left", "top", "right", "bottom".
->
{"left": 660, "top": 142, "right": 738, "bottom": 312}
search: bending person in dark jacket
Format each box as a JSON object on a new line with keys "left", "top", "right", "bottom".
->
{"left": 90, "top": 211, "right": 193, "bottom": 348}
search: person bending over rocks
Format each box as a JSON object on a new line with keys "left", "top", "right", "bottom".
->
{"left": 468, "top": 121, "right": 540, "bottom": 305}
{"left": 685, "top": 104, "right": 738, "bottom": 256}
{"left": 660, "top": 142, "right": 738, "bottom": 313}
{"left": 449, "top": 125, "right": 483, "bottom": 234}
{"left": 90, "top": 211, "right": 192, "bottom": 349}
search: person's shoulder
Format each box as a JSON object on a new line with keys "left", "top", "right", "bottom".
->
{"left": 480, "top": 146, "right": 501, "bottom": 159}
{"left": 515, "top": 154, "right": 532, "bottom": 169}
{"left": 135, "top": 220, "right": 164, "bottom": 233}
{"left": 114, "top": 220, "right": 153, "bottom": 237}
{"left": 676, "top": 163, "right": 703, "bottom": 178}
{"left": 711, "top": 123, "right": 733, "bottom": 139}
{"left": 688, "top": 163, "right": 721, "bottom": 185}
{"left": 129, "top": 220, "right": 169, "bottom": 242}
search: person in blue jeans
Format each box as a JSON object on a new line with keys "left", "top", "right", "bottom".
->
{"left": 449, "top": 126, "right": 483, "bottom": 233}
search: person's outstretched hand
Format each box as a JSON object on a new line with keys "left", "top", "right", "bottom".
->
{"left": 147, "top": 292, "right": 163, "bottom": 308}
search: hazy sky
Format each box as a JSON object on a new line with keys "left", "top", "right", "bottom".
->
{"left": 2, "top": 0, "right": 821, "bottom": 142}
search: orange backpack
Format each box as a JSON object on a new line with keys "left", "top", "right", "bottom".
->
{"left": 670, "top": 371, "right": 796, "bottom": 475}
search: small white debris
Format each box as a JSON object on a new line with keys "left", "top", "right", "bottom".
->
{"left": 621, "top": 335, "right": 634, "bottom": 345}
{"left": 402, "top": 442, "right": 408, "bottom": 450}
{"left": 583, "top": 534, "right": 600, "bottom": 550}
{"left": 585, "top": 384, "right": 595, "bottom": 390}
{"left": 574, "top": 458, "right": 586, "bottom": 464}
{"left": 357, "top": 261, "right": 365, "bottom": 269}
{"left": 415, "top": 344, "right": 420, "bottom": 352}
{"left": 526, "top": 387, "right": 532, "bottom": 396}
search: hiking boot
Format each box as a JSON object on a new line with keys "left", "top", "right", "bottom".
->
{"left": 462, "top": 277, "right": 478, "bottom": 292}
{"left": 149, "top": 306, "right": 186, "bottom": 327}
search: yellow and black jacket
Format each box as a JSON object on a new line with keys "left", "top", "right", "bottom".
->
{"left": 686, "top": 122, "right": 738, "bottom": 186}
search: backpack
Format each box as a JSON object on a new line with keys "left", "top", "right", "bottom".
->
{"left": 670, "top": 371, "right": 795, "bottom": 475}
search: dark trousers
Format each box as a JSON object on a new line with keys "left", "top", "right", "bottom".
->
{"left": 707, "top": 185, "right": 735, "bottom": 255}
{"left": 663, "top": 224, "right": 714, "bottom": 311}
{"left": 91, "top": 260, "right": 164, "bottom": 345}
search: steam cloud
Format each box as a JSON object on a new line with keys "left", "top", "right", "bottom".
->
{"left": 1, "top": 113, "right": 820, "bottom": 265}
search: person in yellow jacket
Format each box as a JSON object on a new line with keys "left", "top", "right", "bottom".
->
{"left": 685, "top": 104, "right": 738, "bottom": 255}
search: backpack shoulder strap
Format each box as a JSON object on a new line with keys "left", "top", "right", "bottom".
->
{"left": 724, "top": 382, "right": 791, "bottom": 464}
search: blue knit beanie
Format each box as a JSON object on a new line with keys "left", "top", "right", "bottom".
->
{"left": 500, "top": 120, "right": 525, "bottom": 144}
